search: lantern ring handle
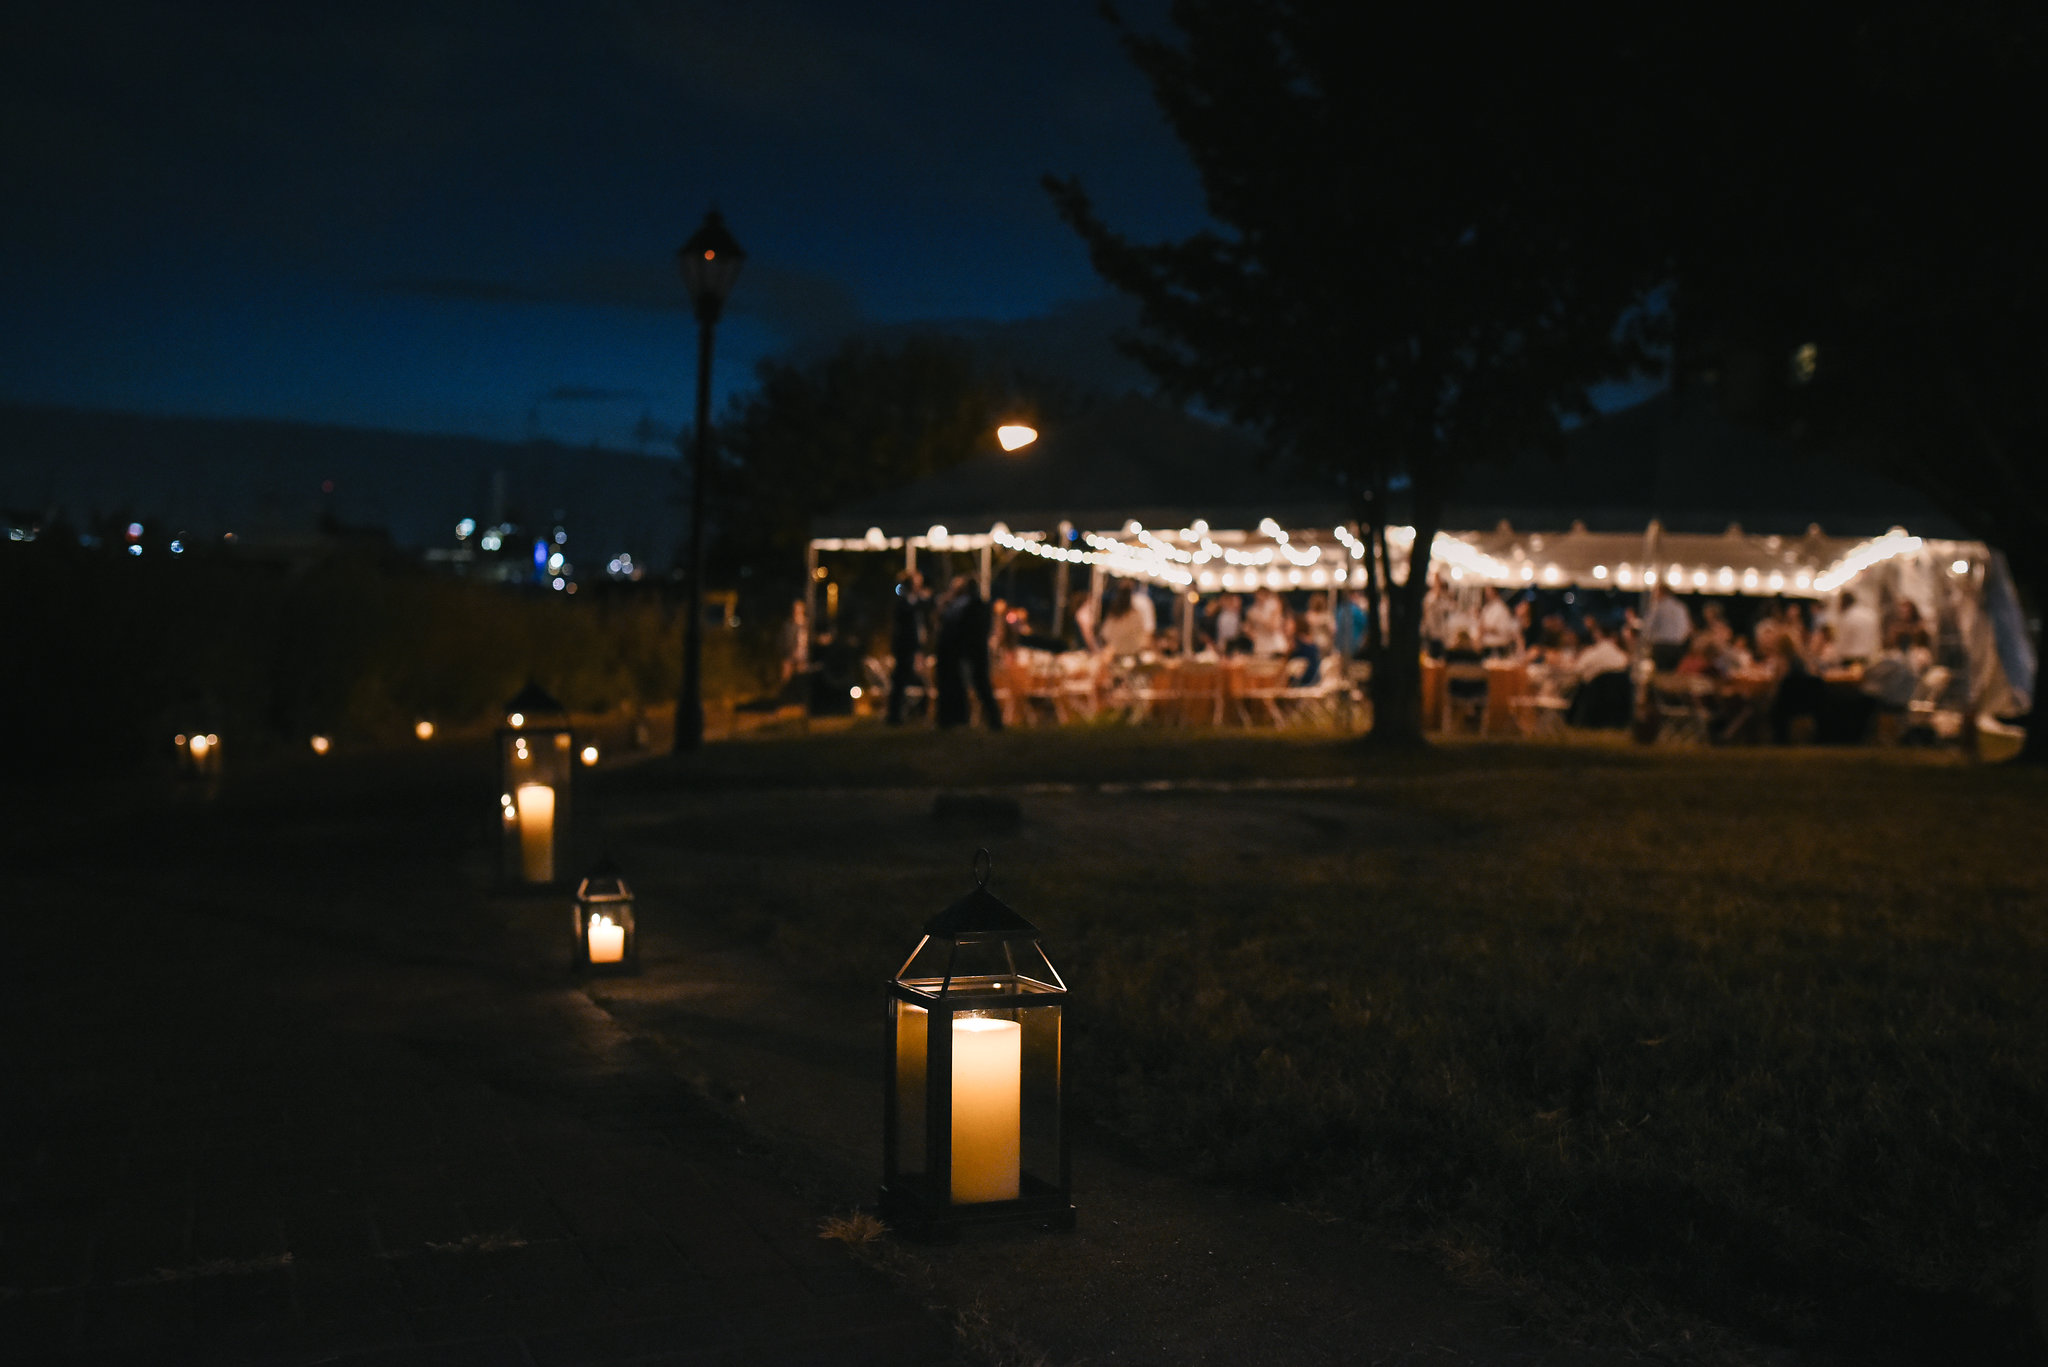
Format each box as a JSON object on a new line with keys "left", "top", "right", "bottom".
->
{"left": 972, "top": 847, "right": 992, "bottom": 888}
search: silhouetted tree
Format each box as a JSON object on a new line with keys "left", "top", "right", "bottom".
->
{"left": 1648, "top": 6, "right": 2048, "bottom": 758}
{"left": 712, "top": 336, "right": 1054, "bottom": 621}
{"left": 1049, "top": 5, "right": 1662, "bottom": 744}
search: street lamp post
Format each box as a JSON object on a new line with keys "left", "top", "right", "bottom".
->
{"left": 674, "top": 209, "right": 746, "bottom": 753}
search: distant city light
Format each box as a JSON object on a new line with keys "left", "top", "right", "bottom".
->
{"left": 551, "top": 577, "right": 565, "bottom": 591}
{"left": 480, "top": 530, "right": 502, "bottom": 551}
{"left": 456, "top": 518, "right": 476, "bottom": 539}
{"left": 534, "top": 540, "right": 548, "bottom": 568}
{"left": 128, "top": 545, "right": 142, "bottom": 556}
{"left": 415, "top": 720, "right": 435, "bottom": 741}
{"left": 169, "top": 540, "right": 184, "bottom": 555}
{"left": 849, "top": 685, "right": 863, "bottom": 699}
{"left": 547, "top": 552, "right": 565, "bottom": 573}
{"left": 997, "top": 424, "right": 1038, "bottom": 451}
{"left": 508, "top": 712, "right": 525, "bottom": 728}
{"left": 579, "top": 745, "right": 599, "bottom": 766}
{"left": 553, "top": 528, "right": 567, "bottom": 545}
{"left": 127, "top": 522, "right": 143, "bottom": 539}
{"left": 1952, "top": 559, "right": 1970, "bottom": 575}
{"left": 310, "top": 735, "right": 331, "bottom": 755}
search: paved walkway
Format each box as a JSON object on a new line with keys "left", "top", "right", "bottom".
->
{"left": 0, "top": 759, "right": 953, "bottom": 1366}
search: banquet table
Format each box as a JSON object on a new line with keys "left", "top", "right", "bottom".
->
{"left": 1482, "top": 661, "right": 1528, "bottom": 736}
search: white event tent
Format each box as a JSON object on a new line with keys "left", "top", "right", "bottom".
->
{"left": 811, "top": 394, "right": 2035, "bottom": 717}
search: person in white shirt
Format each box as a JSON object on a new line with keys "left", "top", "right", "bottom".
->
{"left": 1575, "top": 623, "right": 1631, "bottom": 681}
{"left": 1246, "top": 588, "right": 1290, "bottom": 656}
{"left": 1421, "top": 576, "right": 1453, "bottom": 656}
{"left": 1211, "top": 594, "right": 1244, "bottom": 651}
{"left": 1477, "top": 587, "right": 1520, "bottom": 657}
{"left": 1834, "top": 591, "right": 1882, "bottom": 663}
{"left": 1098, "top": 582, "right": 1150, "bottom": 657}
{"left": 1132, "top": 584, "right": 1158, "bottom": 636}
{"left": 1644, "top": 585, "right": 1692, "bottom": 670}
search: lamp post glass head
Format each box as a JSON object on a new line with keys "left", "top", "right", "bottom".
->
{"left": 677, "top": 210, "right": 746, "bottom": 323}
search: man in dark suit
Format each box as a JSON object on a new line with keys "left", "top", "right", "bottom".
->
{"left": 886, "top": 570, "right": 928, "bottom": 725}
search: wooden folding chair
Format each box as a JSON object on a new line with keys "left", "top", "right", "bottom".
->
{"left": 1230, "top": 657, "right": 1292, "bottom": 726}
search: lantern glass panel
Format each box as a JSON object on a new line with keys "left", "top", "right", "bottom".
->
{"left": 892, "top": 999, "right": 928, "bottom": 1178}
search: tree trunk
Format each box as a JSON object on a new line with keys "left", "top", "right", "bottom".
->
{"left": 2014, "top": 560, "right": 2048, "bottom": 764}
{"left": 1365, "top": 499, "right": 1439, "bottom": 749}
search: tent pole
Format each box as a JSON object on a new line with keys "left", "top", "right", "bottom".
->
{"left": 804, "top": 543, "right": 819, "bottom": 656}
{"left": 1182, "top": 589, "right": 1196, "bottom": 655}
{"left": 980, "top": 542, "right": 992, "bottom": 598}
{"left": 1053, "top": 558, "right": 1070, "bottom": 635}
{"left": 906, "top": 541, "right": 916, "bottom": 575}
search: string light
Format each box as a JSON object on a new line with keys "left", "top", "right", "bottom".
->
{"left": 819, "top": 519, "right": 1935, "bottom": 600}
{"left": 1814, "top": 528, "right": 1922, "bottom": 592}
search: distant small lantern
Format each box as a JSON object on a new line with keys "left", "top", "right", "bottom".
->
{"left": 175, "top": 732, "right": 222, "bottom": 782}
{"left": 882, "top": 850, "right": 1072, "bottom": 1239}
{"left": 498, "top": 683, "right": 573, "bottom": 885}
{"left": 571, "top": 864, "right": 638, "bottom": 972}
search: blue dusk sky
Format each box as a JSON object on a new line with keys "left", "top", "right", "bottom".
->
{"left": 0, "top": 2, "right": 1659, "bottom": 452}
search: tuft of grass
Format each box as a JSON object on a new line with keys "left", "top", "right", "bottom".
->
{"left": 818, "top": 1209, "right": 889, "bottom": 1245}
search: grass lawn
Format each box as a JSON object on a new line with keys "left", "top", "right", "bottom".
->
{"left": 630, "top": 728, "right": 2048, "bottom": 1362}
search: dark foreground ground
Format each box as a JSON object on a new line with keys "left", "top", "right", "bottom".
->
{"left": 5, "top": 728, "right": 2046, "bottom": 1365}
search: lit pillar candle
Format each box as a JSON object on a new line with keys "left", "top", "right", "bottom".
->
{"left": 950, "top": 1016, "right": 1021, "bottom": 1203}
{"left": 516, "top": 783, "right": 555, "bottom": 883}
{"left": 587, "top": 913, "right": 625, "bottom": 964}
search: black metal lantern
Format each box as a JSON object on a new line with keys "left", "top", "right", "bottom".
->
{"left": 881, "top": 850, "right": 1072, "bottom": 1239}
{"left": 571, "top": 864, "right": 638, "bottom": 972}
{"left": 498, "top": 682, "right": 573, "bottom": 885}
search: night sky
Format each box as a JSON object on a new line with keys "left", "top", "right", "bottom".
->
{"left": 1, "top": 2, "right": 1210, "bottom": 449}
